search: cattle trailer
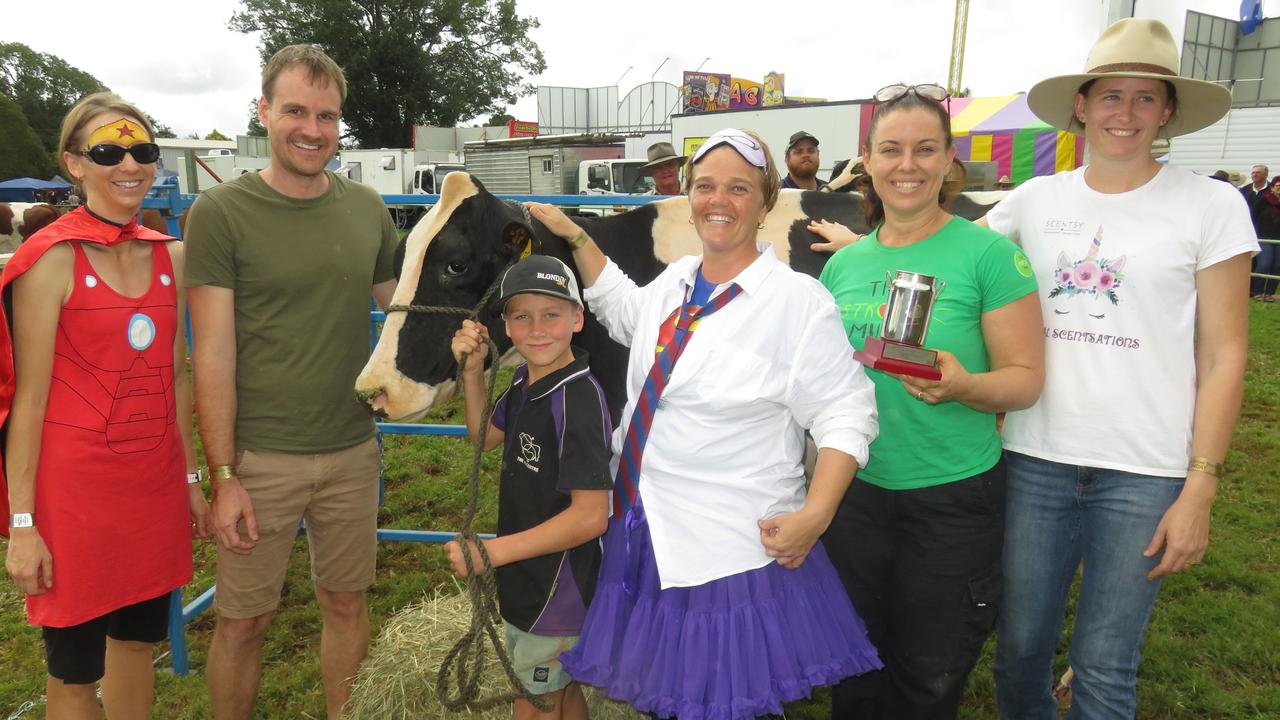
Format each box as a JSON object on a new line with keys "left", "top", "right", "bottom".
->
{"left": 463, "top": 132, "right": 650, "bottom": 196}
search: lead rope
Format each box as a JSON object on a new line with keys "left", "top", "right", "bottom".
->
{"left": 434, "top": 293, "right": 553, "bottom": 713}
{"left": 383, "top": 220, "right": 553, "bottom": 712}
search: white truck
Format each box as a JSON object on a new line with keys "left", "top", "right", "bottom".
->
{"left": 337, "top": 148, "right": 466, "bottom": 226}
{"left": 462, "top": 133, "right": 652, "bottom": 196}
{"left": 337, "top": 148, "right": 465, "bottom": 196}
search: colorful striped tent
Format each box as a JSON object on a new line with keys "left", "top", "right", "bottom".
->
{"left": 858, "top": 94, "right": 1084, "bottom": 183}
{"left": 951, "top": 94, "right": 1084, "bottom": 182}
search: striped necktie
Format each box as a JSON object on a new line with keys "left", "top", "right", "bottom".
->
{"left": 613, "top": 282, "right": 742, "bottom": 517}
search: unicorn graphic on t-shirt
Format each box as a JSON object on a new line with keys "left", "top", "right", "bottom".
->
{"left": 1048, "top": 227, "right": 1126, "bottom": 309}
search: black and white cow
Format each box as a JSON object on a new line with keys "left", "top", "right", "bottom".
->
{"left": 355, "top": 171, "right": 1003, "bottom": 424}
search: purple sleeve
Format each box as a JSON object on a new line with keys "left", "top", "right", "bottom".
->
{"left": 491, "top": 386, "right": 512, "bottom": 432}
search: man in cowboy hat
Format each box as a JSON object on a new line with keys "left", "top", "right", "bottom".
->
{"left": 996, "top": 175, "right": 1016, "bottom": 191}
{"left": 781, "top": 130, "right": 827, "bottom": 190}
{"left": 640, "top": 142, "right": 685, "bottom": 196}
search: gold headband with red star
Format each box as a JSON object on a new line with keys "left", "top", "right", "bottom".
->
{"left": 85, "top": 118, "right": 150, "bottom": 148}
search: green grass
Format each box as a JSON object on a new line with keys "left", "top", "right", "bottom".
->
{"left": 3, "top": 308, "right": 1278, "bottom": 719}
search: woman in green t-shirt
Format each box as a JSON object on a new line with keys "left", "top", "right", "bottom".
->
{"left": 811, "top": 84, "right": 1043, "bottom": 720}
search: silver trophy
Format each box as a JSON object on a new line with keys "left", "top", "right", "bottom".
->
{"left": 854, "top": 270, "right": 945, "bottom": 379}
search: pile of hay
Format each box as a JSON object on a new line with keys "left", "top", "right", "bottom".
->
{"left": 344, "top": 587, "right": 642, "bottom": 719}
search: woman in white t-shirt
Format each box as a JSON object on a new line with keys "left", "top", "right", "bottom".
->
{"left": 980, "top": 19, "right": 1258, "bottom": 719}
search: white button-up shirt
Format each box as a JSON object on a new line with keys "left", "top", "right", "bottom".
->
{"left": 585, "top": 244, "right": 878, "bottom": 588}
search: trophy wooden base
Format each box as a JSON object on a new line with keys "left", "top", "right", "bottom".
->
{"left": 853, "top": 336, "right": 942, "bottom": 380}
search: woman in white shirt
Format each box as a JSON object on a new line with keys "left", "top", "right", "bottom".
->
{"left": 524, "top": 128, "right": 882, "bottom": 719}
{"left": 981, "top": 19, "right": 1257, "bottom": 718}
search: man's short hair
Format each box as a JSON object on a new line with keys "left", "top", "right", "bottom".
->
{"left": 262, "top": 44, "right": 348, "bottom": 106}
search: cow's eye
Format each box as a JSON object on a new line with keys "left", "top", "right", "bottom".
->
{"left": 445, "top": 261, "right": 469, "bottom": 277}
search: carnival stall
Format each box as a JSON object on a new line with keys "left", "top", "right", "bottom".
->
{"left": 855, "top": 93, "right": 1084, "bottom": 186}
{"left": 949, "top": 94, "right": 1084, "bottom": 183}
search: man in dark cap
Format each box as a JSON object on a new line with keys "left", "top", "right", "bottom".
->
{"left": 640, "top": 142, "right": 686, "bottom": 196}
{"left": 781, "top": 130, "right": 827, "bottom": 190}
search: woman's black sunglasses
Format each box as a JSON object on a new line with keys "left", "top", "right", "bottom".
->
{"left": 80, "top": 142, "right": 161, "bottom": 166}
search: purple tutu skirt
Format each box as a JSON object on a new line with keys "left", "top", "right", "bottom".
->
{"left": 560, "top": 500, "right": 882, "bottom": 720}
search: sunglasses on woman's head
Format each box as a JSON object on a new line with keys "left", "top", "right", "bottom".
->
{"left": 873, "top": 83, "right": 951, "bottom": 104}
{"left": 80, "top": 142, "right": 161, "bottom": 166}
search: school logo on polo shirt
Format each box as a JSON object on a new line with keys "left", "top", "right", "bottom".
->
{"left": 518, "top": 432, "right": 541, "bottom": 472}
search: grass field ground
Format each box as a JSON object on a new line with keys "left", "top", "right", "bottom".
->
{"left": 1, "top": 302, "right": 1276, "bottom": 719}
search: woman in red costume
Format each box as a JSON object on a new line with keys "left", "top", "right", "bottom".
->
{"left": 1, "top": 92, "right": 210, "bottom": 719}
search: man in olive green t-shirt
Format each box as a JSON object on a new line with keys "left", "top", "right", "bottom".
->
{"left": 184, "top": 45, "right": 398, "bottom": 720}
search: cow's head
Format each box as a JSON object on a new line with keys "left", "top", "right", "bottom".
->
{"left": 0, "top": 204, "right": 14, "bottom": 236}
{"left": 355, "top": 172, "right": 532, "bottom": 421}
{"left": 825, "top": 158, "right": 866, "bottom": 193}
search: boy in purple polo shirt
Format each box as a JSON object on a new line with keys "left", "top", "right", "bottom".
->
{"left": 448, "top": 255, "right": 613, "bottom": 720}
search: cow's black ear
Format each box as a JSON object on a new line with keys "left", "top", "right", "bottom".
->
{"left": 504, "top": 221, "right": 534, "bottom": 259}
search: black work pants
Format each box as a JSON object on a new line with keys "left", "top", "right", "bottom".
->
{"left": 824, "top": 459, "right": 1006, "bottom": 720}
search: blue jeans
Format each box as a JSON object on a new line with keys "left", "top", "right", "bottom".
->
{"left": 1251, "top": 239, "right": 1277, "bottom": 296}
{"left": 994, "top": 452, "right": 1184, "bottom": 720}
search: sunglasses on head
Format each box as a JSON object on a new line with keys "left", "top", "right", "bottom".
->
{"left": 80, "top": 142, "right": 161, "bottom": 166}
{"left": 873, "top": 83, "right": 951, "bottom": 104}
{"left": 692, "top": 129, "right": 768, "bottom": 169}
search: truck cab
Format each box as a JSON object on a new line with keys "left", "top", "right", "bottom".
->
{"left": 412, "top": 163, "right": 465, "bottom": 194}
{"left": 579, "top": 159, "right": 653, "bottom": 195}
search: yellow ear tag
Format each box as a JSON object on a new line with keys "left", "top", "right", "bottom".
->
{"left": 519, "top": 239, "right": 532, "bottom": 259}
{"left": 85, "top": 118, "right": 150, "bottom": 148}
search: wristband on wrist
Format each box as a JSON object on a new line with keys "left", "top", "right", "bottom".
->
{"left": 209, "top": 465, "right": 236, "bottom": 481}
{"left": 187, "top": 470, "right": 203, "bottom": 485}
{"left": 1188, "top": 456, "right": 1222, "bottom": 477}
{"left": 567, "top": 231, "right": 589, "bottom": 250}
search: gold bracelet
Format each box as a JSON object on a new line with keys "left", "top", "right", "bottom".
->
{"left": 208, "top": 464, "right": 237, "bottom": 481}
{"left": 567, "top": 230, "right": 589, "bottom": 250}
{"left": 1187, "top": 457, "right": 1222, "bottom": 477}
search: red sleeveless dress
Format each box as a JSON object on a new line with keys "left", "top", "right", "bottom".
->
{"left": 24, "top": 240, "right": 192, "bottom": 627}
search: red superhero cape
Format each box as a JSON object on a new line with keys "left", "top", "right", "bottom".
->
{"left": 0, "top": 207, "right": 171, "bottom": 536}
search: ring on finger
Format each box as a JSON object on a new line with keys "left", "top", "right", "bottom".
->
{"left": 916, "top": 390, "right": 925, "bottom": 401}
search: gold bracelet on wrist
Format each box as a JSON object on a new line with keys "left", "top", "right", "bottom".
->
{"left": 209, "top": 464, "right": 237, "bottom": 481}
{"left": 1188, "top": 457, "right": 1222, "bottom": 477}
{"left": 567, "top": 231, "right": 589, "bottom": 250}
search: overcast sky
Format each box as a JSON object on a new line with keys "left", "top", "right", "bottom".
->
{"left": 3, "top": 0, "right": 1268, "bottom": 141}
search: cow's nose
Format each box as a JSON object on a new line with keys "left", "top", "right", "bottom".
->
{"left": 355, "top": 387, "right": 390, "bottom": 418}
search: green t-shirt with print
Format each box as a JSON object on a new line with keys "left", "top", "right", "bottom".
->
{"left": 184, "top": 171, "right": 398, "bottom": 453}
{"left": 819, "top": 216, "right": 1037, "bottom": 489}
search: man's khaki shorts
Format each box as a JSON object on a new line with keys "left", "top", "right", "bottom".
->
{"left": 214, "top": 437, "right": 381, "bottom": 618}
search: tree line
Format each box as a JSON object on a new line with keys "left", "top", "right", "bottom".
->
{"left": 2, "top": 0, "right": 545, "bottom": 181}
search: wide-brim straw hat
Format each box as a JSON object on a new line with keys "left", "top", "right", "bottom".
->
{"left": 1027, "top": 18, "right": 1231, "bottom": 138}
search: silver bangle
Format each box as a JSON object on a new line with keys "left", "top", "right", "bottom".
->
{"left": 186, "top": 470, "right": 203, "bottom": 485}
